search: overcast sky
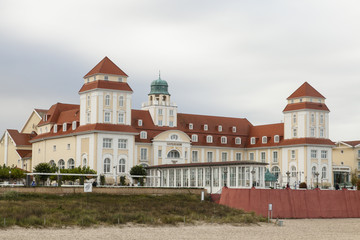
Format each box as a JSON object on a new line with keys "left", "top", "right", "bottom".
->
{"left": 0, "top": 0, "right": 359, "bottom": 141}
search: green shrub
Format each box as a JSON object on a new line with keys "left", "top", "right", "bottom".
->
{"left": 357, "top": 179, "right": 360, "bottom": 190}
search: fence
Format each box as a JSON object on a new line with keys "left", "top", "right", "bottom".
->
{"left": 219, "top": 187, "right": 360, "bottom": 218}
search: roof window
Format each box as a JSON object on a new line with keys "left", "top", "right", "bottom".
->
{"left": 189, "top": 123, "right": 193, "bottom": 130}
{"left": 262, "top": 136, "right": 267, "bottom": 144}
{"left": 138, "top": 119, "right": 143, "bottom": 126}
{"left": 204, "top": 124, "right": 208, "bottom": 131}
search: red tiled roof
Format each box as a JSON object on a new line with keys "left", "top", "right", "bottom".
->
{"left": 283, "top": 102, "right": 330, "bottom": 112}
{"left": 246, "top": 123, "right": 284, "bottom": 148}
{"left": 287, "top": 82, "right": 325, "bottom": 99}
{"left": 341, "top": 141, "right": 360, "bottom": 147}
{"left": 84, "top": 56, "right": 128, "bottom": 78}
{"left": 38, "top": 103, "right": 79, "bottom": 126}
{"left": 57, "top": 109, "right": 80, "bottom": 124}
{"left": 16, "top": 150, "right": 32, "bottom": 159}
{"left": 79, "top": 81, "right": 133, "bottom": 93}
{"left": 7, "top": 129, "right": 34, "bottom": 146}
{"left": 280, "top": 138, "right": 335, "bottom": 146}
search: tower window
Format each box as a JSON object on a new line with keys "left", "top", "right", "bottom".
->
{"left": 311, "top": 113, "right": 315, "bottom": 124}
{"left": 169, "top": 110, "right": 174, "bottom": 116}
{"left": 169, "top": 121, "right": 174, "bottom": 127}
{"left": 293, "top": 114, "right": 297, "bottom": 124}
{"left": 103, "top": 138, "right": 112, "bottom": 148}
{"left": 104, "top": 112, "right": 111, "bottom": 123}
{"left": 118, "top": 139, "right": 127, "bottom": 149}
{"left": 118, "top": 113, "right": 124, "bottom": 124}
{"left": 158, "top": 109, "right": 163, "bottom": 115}
{"left": 310, "top": 128, "right": 315, "bottom": 137}
{"left": 320, "top": 128, "right": 324, "bottom": 138}
{"left": 293, "top": 128, "right": 297, "bottom": 137}
{"left": 320, "top": 114, "right": 324, "bottom": 124}
{"left": 119, "top": 96, "right": 124, "bottom": 107}
{"left": 87, "top": 112, "right": 91, "bottom": 123}
{"left": 87, "top": 95, "right": 91, "bottom": 107}
{"left": 104, "top": 75, "right": 109, "bottom": 80}
{"left": 118, "top": 77, "right": 123, "bottom": 82}
{"left": 105, "top": 95, "right": 110, "bottom": 106}
{"left": 158, "top": 120, "right": 163, "bottom": 126}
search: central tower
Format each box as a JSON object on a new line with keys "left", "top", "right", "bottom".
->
{"left": 142, "top": 74, "right": 177, "bottom": 127}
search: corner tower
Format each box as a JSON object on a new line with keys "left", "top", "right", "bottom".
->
{"left": 79, "top": 57, "right": 133, "bottom": 126}
{"left": 141, "top": 74, "right": 177, "bottom": 127}
{"left": 283, "top": 82, "right": 330, "bottom": 139}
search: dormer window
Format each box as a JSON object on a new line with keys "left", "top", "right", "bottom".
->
{"left": 204, "top": 124, "right": 208, "bottom": 131}
{"left": 118, "top": 77, "right": 123, "bottom": 82}
{"left": 232, "top": 126, "right": 236, "bottom": 133}
{"left": 53, "top": 125, "right": 57, "bottom": 133}
{"left": 62, "top": 123, "right": 67, "bottom": 132}
{"left": 262, "top": 136, "right": 267, "bottom": 144}
{"left": 191, "top": 134, "right": 198, "bottom": 142}
{"left": 300, "top": 98, "right": 303, "bottom": 102}
{"left": 235, "top": 137, "right": 241, "bottom": 145}
{"left": 138, "top": 119, "right": 143, "bottom": 126}
{"left": 274, "top": 135, "right": 279, "bottom": 143}
{"left": 189, "top": 123, "right": 193, "bottom": 130}
{"left": 218, "top": 125, "right": 222, "bottom": 132}
{"left": 104, "top": 75, "right": 109, "bottom": 80}
{"left": 206, "top": 135, "right": 213, "bottom": 143}
{"left": 221, "top": 136, "right": 227, "bottom": 144}
{"left": 72, "top": 121, "right": 76, "bottom": 130}
{"left": 140, "top": 131, "right": 147, "bottom": 139}
{"left": 250, "top": 137, "right": 255, "bottom": 145}
{"left": 87, "top": 78, "right": 90, "bottom": 83}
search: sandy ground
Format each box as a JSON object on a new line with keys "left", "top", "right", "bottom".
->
{"left": 0, "top": 219, "right": 359, "bottom": 240}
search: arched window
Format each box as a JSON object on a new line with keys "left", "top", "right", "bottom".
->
{"left": 119, "top": 96, "right": 124, "bottom": 107}
{"left": 206, "top": 135, "right": 213, "bottom": 143}
{"left": 72, "top": 121, "right": 77, "bottom": 130}
{"left": 312, "top": 166, "right": 317, "bottom": 178}
{"left": 262, "top": 136, "right": 267, "bottom": 144}
{"left": 104, "top": 158, "right": 111, "bottom": 173}
{"left": 274, "top": 135, "right": 279, "bottom": 143}
{"left": 68, "top": 158, "right": 75, "bottom": 169}
{"left": 83, "top": 158, "right": 87, "bottom": 168}
{"left": 167, "top": 150, "right": 180, "bottom": 158}
{"left": 291, "top": 166, "right": 296, "bottom": 177}
{"left": 218, "top": 125, "right": 222, "bottom": 132}
{"left": 221, "top": 136, "right": 227, "bottom": 144}
{"left": 140, "top": 131, "right": 147, "bottom": 139}
{"left": 271, "top": 166, "right": 280, "bottom": 179}
{"left": 119, "top": 158, "right": 125, "bottom": 173}
{"left": 235, "top": 137, "right": 241, "bottom": 145}
{"left": 58, "top": 159, "right": 65, "bottom": 169}
{"left": 49, "top": 160, "right": 55, "bottom": 167}
{"left": 63, "top": 123, "right": 67, "bottom": 132}
{"left": 191, "top": 134, "right": 198, "bottom": 142}
{"left": 322, "top": 166, "right": 327, "bottom": 179}
{"left": 105, "top": 95, "right": 110, "bottom": 106}
{"left": 53, "top": 125, "right": 57, "bottom": 133}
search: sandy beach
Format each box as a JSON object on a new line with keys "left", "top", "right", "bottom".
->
{"left": 0, "top": 219, "right": 359, "bottom": 240}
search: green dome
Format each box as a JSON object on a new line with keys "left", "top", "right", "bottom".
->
{"left": 149, "top": 76, "right": 170, "bottom": 95}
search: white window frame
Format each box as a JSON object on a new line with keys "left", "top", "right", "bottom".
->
{"left": 158, "top": 149, "right": 162, "bottom": 158}
{"left": 170, "top": 134, "right": 178, "bottom": 140}
{"left": 207, "top": 152, "right": 213, "bottom": 162}
{"left": 291, "top": 150, "right": 296, "bottom": 159}
{"left": 158, "top": 109, "right": 163, "bottom": 115}
{"left": 221, "top": 136, "right": 227, "bottom": 144}
{"left": 274, "top": 135, "right": 279, "bottom": 143}
{"left": 232, "top": 126, "right": 236, "bottom": 133}
{"left": 293, "top": 128, "right": 297, "bottom": 137}
{"left": 235, "top": 152, "right": 242, "bottom": 161}
{"left": 221, "top": 152, "right": 228, "bottom": 162}
{"left": 62, "top": 123, "right": 67, "bottom": 132}
{"left": 262, "top": 136, "right": 267, "bottom": 144}
{"left": 140, "top": 131, "right": 147, "bottom": 139}
{"left": 119, "top": 96, "right": 124, "bottom": 107}
{"left": 158, "top": 120, "right": 163, "bottom": 126}
{"left": 206, "top": 135, "right": 213, "bottom": 143}
{"left": 138, "top": 119, "right": 143, "bottom": 126}
{"left": 104, "top": 112, "right": 111, "bottom": 123}
{"left": 250, "top": 137, "right": 255, "bottom": 145}
{"left": 140, "top": 148, "right": 148, "bottom": 161}
{"left": 119, "top": 158, "right": 126, "bottom": 173}
{"left": 249, "top": 152, "right": 254, "bottom": 161}
{"left": 72, "top": 121, "right": 76, "bottom": 130}
{"left": 118, "top": 113, "right": 124, "bottom": 124}
{"left": 192, "top": 151, "right": 198, "bottom": 162}
{"left": 311, "top": 150, "right": 317, "bottom": 159}
{"left": 204, "top": 124, "right": 208, "bottom": 131}
{"left": 218, "top": 125, "right": 222, "bottom": 132}
{"left": 103, "top": 138, "right": 112, "bottom": 149}
{"left": 105, "top": 95, "right": 110, "bottom": 106}
{"left": 319, "top": 128, "right": 324, "bottom": 138}
{"left": 293, "top": 114, "right": 297, "bottom": 124}
{"left": 321, "top": 166, "right": 327, "bottom": 179}
{"left": 191, "top": 134, "right": 198, "bottom": 142}
{"left": 118, "top": 139, "right": 127, "bottom": 149}
{"left": 189, "top": 123, "right": 193, "bottom": 130}
{"left": 235, "top": 137, "right": 241, "bottom": 145}
{"left": 321, "top": 150, "right": 327, "bottom": 159}
{"left": 53, "top": 125, "right": 57, "bottom": 133}
{"left": 169, "top": 121, "right": 174, "bottom": 127}
{"left": 261, "top": 152, "right": 266, "bottom": 162}
{"left": 104, "top": 158, "right": 111, "bottom": 173}
{"left": 53, "top": 145, "right": 56, "bottom": 152}
{"left": 273, "top": 151, "right": 278, "bottom": 162}
{"left": 169, "top": 109, "right": 174, "bottom": 116}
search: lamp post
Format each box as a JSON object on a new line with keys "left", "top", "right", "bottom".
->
{"left": 251, "top": 168, "right": 256, "bottom": 188}
{"left": 315, "top": 172, "right": 319, "bottom": 189}
{"left": 9, "top": 170, "right": 11, "bottom": 184}
{"left": 286, "top": 171, "right": 290, "bottom": 188}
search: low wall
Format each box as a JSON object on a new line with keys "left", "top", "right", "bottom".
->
{"left": 0, "top": 187, "right": 206, "bottom": 196}
{"left": 219, "top": 188, "right": 360, "bottom": 218}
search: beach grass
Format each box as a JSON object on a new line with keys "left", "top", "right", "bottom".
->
{"left": 0, "top": 191, "right": 264, "bottom": 227}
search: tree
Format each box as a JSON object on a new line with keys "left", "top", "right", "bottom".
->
{"left": 33, "top": 163, "right": 56, "bottom": 185}
{"left": 351, "top": 171, "right": 358, "bottom": 188}
{"left": 130, "top": 165, "right": 147, "bottom": 186}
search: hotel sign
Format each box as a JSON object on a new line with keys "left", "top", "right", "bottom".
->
{"left": 167, "top": 142, "right": 182, "bottom": 146}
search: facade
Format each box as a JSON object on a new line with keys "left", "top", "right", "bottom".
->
{"left": 332, "top": 141, "right": 360, "bottom": 185}
{"left": 0, "top": 57, "right": 336, "bottom": 192}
